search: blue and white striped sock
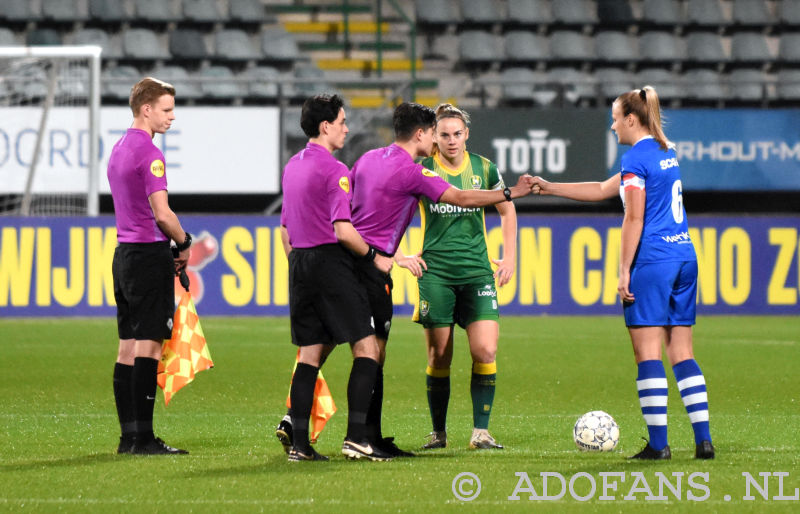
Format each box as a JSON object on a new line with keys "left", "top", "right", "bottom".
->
{"left": 636, "top": 360, "right": 669, "bottom": 450}
{"left": 673, "top": 359, "right": 711, "bottom": 445}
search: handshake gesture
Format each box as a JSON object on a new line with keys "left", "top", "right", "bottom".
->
{"left": 506, "top": 175, "right": 555, "bottom": 198}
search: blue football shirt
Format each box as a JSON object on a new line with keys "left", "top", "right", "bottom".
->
{"left": 619, "top": 137, "right": 696, "bottom": 264}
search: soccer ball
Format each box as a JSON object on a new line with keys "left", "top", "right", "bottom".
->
{"left": 573, "top": 410, "right": 620, "bottom": 452}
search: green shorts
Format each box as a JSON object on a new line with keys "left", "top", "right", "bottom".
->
{"left": 413, "top": 275, "right": 499, "bottom": 329}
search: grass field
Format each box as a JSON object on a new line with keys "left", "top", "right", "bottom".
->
{"left": 1, "top": 315, "right": 798, "bottom": 512}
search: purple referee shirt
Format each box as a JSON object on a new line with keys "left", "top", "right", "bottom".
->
{"left": 107, "top": 128, "right": 169, "bottom": 243}
{"left": 350, "top": 143, "right": 451, "bottom": 255}
{"left": 280, "top": 142, "right": 353, "bottom": 248}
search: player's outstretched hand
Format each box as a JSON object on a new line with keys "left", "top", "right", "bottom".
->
{"left": 531, "top": 176, "right": 553, "bottom": 195}
{"left": 374, "top": 253, "right": 394, "bottom": 274}
{"left": 510, "top": 174, "right": 535, "bottom": 199}
{"left": 491, "top": 258, "right": 514, "bottom": 287}
{"left": 395, "top": 252, "right": 427, "bottom": 278}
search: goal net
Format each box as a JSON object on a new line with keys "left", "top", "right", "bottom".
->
{"left": 0, "top": 46, "right": 101, "bottom": 216}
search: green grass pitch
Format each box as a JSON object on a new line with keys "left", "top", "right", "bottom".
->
{"left": 1, "top": 315, "right": 798, "bottom": 512}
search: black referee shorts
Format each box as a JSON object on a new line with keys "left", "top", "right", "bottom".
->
{"left": 355, "top": 258, "right": 394, "bottom": 340}
{"left": 288, "top": 244, "right": 375, "bottom": 346}
{"left": 112, "top": 241, "right": 175, "bottom": 342}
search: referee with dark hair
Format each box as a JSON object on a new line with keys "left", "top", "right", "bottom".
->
{"left": 108, "top": 77, "right": 192, "bottom": 455}
{"left": 279, "top": 93, "right": 394, "bottom": 462}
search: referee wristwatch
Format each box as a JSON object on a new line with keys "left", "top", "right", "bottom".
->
{"left": 503, "top": 187, "right": 513, "bottom": 202}
{"left": 362, "top": 245, "right": 377, "bottom": 261}
{"left": 175, "top": 232, "right": 192, "bottom": 252}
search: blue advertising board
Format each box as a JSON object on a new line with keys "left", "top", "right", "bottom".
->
{"left": 1, "top": 215, "right": 798, "bottom": 317}
{"left": 607, "top": 109, "right": 800, "bottom": 191}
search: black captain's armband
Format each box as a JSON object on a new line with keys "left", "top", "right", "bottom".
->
{"left": 175, "top": 232, "right": 192, "bottom": 252}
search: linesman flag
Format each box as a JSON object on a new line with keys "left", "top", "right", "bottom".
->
{"left": 158, "top": 269, "right": 213, "bottom": 405}
{"left": 286, "top": 351, "right": 336, "bottom": 443}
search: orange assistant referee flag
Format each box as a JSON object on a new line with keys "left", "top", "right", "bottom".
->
{"left": 158, "top": 272, "right": 213, "bottom": 405}
{"left": 286, "top": 350, "right": 337, "bottom": 443}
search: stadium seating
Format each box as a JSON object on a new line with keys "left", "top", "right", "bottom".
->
{"left": 123, "top": 28, "right": 167, "bottom": 61}
{"left": 731, "top": 0, "right": 774, "bottom": 28}
{"left": 685, "top": 32, "right": 728, "bottom": 69}
{"left": 215, "top": 29, "right": 262, "bottom": 62}
{"left": 502, "top": 68, "right": 541, "bottom": 105}
{"left": 243, "top": 66, "right": 280, "bottom": 100}
{"left": 89, "top": 0, "right": 131, "bottom": 24}
{"left": 149, "top": 64, "right": 203, "bottom": 100}
{"left": 505, "top": 0, "right": 551, "bottom": 27}
{"left": 134, "top": 0, "right": 181, "bottom": 24}
{"left": 597, "top": 0, "right": 637, "bottom": 29}
{"left": 728, "top": 69, "right": 770, "bottom": 102}
{"left": 780, "top": 0, "right": 800, "bottom": 26}
{"left": 461, "top": 0, "right": 505, "bottom": 27}
{"left": 458, "top": 31, "right": 502, "bottom": 68}
{"left": 684, "top": 68, "right": 725, "bottom": 104}
{"left": 26, "top": 29, "right": 63, "bottom": 46}
{"left": 730, "top": 32, "right": 774, "bottom": 67}
{"left": 638, "top": 31, "right": 685, "bottom": 68}
{"left": 504, "top": 31, "right": 549, "bottom": 65}
{"left": 551, "top": 0, "right": 598, "bottom": 28}
{"left": 261, "top": 25, "right": 302, "bottom": 64}
{"left": 415, "top": 0, "right": 461, "bottom": 28}
{"left": 0, "top": 0, "right": 793, "bottom": 108}
{"left": 549, "top": 30, "right": 594, "bottom": 65}
{"left": 229, "top": 0, "right": 268, "bottom": 27}
{"left": 685, "top": 0, "right": 728, "bottom": 31}
{"left": 0, "top": 27, "right": 18, "bottom": 46}
{"left": 73, "top": 28, "right": 124, "bottom": 60}
{"left": 637, "top": 68, "right": 683, "bottom": 102}
{"left": 776, "top": 69, "right": 800, "bottom": 100}
{"left": 182, "top": 0, "right": 225, "bottom": 26}
{"left": 778, "top": 32, "right": 800, "bottom": 64}
{"left": 1, "top": 0, "right": 42, "bottom": 23}
{"left": 102, "top": 65, "right": 140, "bottom": 100}
{"left": 595, "top": 67, "right": 636, "bottom": 100}
{"left": 200, "top": 66, "right": 244, "bottom": 99}
{"left": 640, "top": 0, "right": 683, "bottom": 29}
{"left": 169, "top": 29, "right": 209, "bottom": 61}
{"left": 41, "top": 0, "right": 87, "bottom": 24}
{"left": 594, "top": 31, "right": 637, "bottom": 65}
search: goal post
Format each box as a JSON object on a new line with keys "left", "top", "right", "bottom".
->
{"left": 0, "top": 45, "right": 102, "bottom": 216}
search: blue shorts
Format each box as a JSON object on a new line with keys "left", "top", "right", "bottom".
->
{"left": 623, "top": 260, "right": 697, "bottom": 327}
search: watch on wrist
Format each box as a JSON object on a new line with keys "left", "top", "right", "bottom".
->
{"left": 175, "top": 232, "right": 192, "bottom": 252}
{"left": 503, "top": 187, "right": 513, "bottom": 202}
{"left": 363, "top": 245, "right": 377, "bottom": 261}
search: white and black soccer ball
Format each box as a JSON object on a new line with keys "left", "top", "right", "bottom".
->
{"left": 573, "top": 410, "right": 620, "bottom": 452}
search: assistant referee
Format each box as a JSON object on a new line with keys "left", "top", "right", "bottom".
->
{"left": 108, "top": 77, "right": 192, "bottom": 455}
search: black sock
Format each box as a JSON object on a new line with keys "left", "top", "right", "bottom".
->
{"left": 366, "top": 365, "right": 384, "bottom": 441}
{"left": 347, "top": 357, "right": 378, "bottom": 442}
{"left": 113, "top": 363, "right": 135, "bottom": 438}
{"left": 290, "top": 362, "right": 319, "bottom": 451}
{"left": 132, "top": 357, "right": 159, "bottom": 440}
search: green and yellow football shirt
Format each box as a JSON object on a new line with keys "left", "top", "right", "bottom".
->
{"left": 418, "top": 151, "right": 505, "bottom": 282}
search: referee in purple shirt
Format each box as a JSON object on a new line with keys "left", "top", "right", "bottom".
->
{"left": 279, "top": 94, "right": 395, "bottom": 462}
{"left": 349, "top": 103, "right": 535, "bottom": 456}
{"left": 277, "top": 102, "right": 535, "bottom": 458}
{"left": 108, "top": 78, "right": 192, "bottom": 455}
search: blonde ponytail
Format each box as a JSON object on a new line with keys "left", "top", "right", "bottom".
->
{"left": 615, "top": 86, "right": 671, "bottom": 150}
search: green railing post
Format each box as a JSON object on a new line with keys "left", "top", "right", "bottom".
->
{"left": 377, "top": 0, "right": 383, "bottom": 78}
{"left": 343, "top": 0, "right": 351, "bottom": 58}
{"left": 386, "top": 0, "right": 417, "bottom": 102}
